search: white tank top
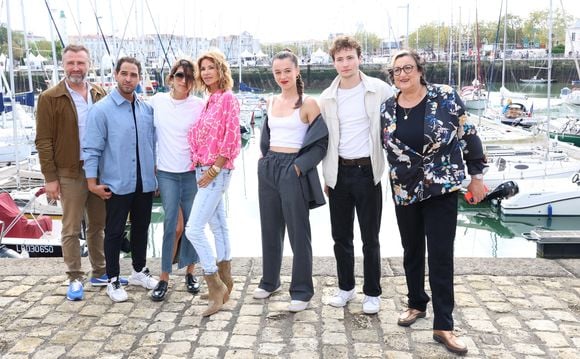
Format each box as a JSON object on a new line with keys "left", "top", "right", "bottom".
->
{"left": 267, "top": 97, "right": 309, "bottom": 149}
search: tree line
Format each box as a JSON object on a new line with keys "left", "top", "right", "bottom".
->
{"left": 265, "top": 8, "right": 574, "bottom": 58}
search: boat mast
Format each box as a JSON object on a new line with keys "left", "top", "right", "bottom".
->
{"left": 238, "top": 34, "right": 242, "bottom": 89}
{"left": 48, "top": 6, "right": 59, "bottom": 86}
{"left": 502, "top": 0, "right": 507, "bottom": 90}
{"left": 20, "top": 0, "right": 33, "bottom": 96}
{"left": 458, "top": 7, "right": 461, "bottom": 89}
{"left": 545, "top": 0, "right": 553, "bottom": 160}
{"left": 6, "top": 0, "right": 21, "bottom": 189}
{"left": 475, "top": 2, "right": 481, "bottom": 89}
{"left": 448, "top": 6, "right": 453, "bottom": 85}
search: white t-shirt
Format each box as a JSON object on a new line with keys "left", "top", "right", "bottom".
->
{"left": 150, "top": 92, "right": 204, "bottom": 172}
{"left": 337, "top": 82, "right": 370, "bottom": 159}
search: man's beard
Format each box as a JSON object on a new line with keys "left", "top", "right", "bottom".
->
{"left": 67, "top": 73, "right": 86, "bottom": 84}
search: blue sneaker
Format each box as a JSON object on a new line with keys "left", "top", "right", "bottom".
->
{"left": 66, "top": 279, "right": 84, "bottom": 301}
{"left": 90, "top": 274, "right": 128, "bottom": 287}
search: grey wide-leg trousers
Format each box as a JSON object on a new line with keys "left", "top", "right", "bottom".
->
{"left": 257, "top": 151, "right": 313, "bottom": 301}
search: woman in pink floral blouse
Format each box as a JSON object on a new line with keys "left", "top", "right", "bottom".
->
{"left": 185, "top": 50, "right": 241, "bottom": 317}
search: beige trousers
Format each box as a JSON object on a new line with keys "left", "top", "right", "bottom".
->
{"left": 59, "top": 171, "right": 106, "bottom": 281}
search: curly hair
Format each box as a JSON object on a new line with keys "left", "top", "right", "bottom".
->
{"left": 329, "top": 35, "right": 362, "bottom": 60}
{"left": 195, "top": 50, "right": 234, "bottom": 92}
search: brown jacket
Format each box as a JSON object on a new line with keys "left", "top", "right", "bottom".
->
{"left": 35, "top": 80, "right": 107, "bottom": 182}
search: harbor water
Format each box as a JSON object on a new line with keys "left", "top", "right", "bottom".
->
{"left": 140, "top": 84, "right": 580, "bottom": 260}
{"left": 143, "top": 124, "right": 579, "bottom": 260}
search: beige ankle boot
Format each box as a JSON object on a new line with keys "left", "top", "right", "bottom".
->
{"left": 218, "top": 260, "right": 233, "bottom": 294}
{"left": 200, "top": 261, "right": 233, "bottom": 300}
{"left": 202, "top": 272, "right": 228, "bottom": 317}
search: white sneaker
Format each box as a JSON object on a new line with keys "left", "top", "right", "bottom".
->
{"left": 328, "top": 288, "right": 356, "bottom": 307}
{"left": 362, "top": 295, "right": 381, "bottom": 314}
{"left": 107, "top": 278, "right": 128, "bottom": 302}
{"left": 128, "top": 267, "right": 158, "bottom": 290}
{"left": 288, "top": 300, "right": 309, "bottom": 312}
{"left": 253, "top": 286, "right": 281, "bottom": 299}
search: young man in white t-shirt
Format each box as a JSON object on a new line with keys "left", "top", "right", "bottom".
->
{"left": 319, "top": 35, "right": 394, "bottom": 314}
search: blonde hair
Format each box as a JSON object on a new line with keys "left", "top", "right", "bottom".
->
{"left": 195, "top": 50, "right": 234, "bottom": 92}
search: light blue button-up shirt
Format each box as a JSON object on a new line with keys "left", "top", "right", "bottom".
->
{"left": 82, "top": 88, "right": 156, "bottom": 195}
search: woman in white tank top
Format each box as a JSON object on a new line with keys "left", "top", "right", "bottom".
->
{"left": 253, "top": 49, "right": 327, "bottom": 313}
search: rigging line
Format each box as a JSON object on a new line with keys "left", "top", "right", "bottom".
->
{"left": 88, "top": 0, "right": 114, "bottom": 68}
{"left": 44, "top": 0, "right": 66, "bottom": 48}
{"left": 486, "top": 0, "right": 504, "bottom": 92}
{"left": 159, "top": 21, "right": 180, "bottom": 73}
{"left": 144, "top": 0, "right": 171, "bottom": 71}
{"left": 115, "top": 0, "right": 137, "bottom": 60}
{"left": 64, "top": 0, "right": 82, "bottom": 38}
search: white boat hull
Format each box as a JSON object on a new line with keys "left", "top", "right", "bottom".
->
{"left": 500, "top": 178, "right": 580, "bottom": 216}
{"left": 467, "top": 155, "right": 580, "bottom": 190}
{"left": 464, "top": 99, "right": 487, "bottom": 110}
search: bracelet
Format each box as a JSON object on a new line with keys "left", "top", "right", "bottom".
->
{"left": 211, "top": 165, "right": 221, "bottom": 174}
{"left": 206, "top": 168, "right": 217, "bottom": 178}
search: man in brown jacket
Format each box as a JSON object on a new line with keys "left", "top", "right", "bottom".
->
{"left": 35, "top": 44, "right": 126, "bottom": 301}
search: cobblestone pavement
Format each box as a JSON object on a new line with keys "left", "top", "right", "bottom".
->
{"left": 0, "top": 257, "right": 579, "bottom": 358}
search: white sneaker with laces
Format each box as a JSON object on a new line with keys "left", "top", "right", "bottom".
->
{"left": 253, "top": 286, "right": 281, "bottom": 299}
{"left": 128, "top": 267, "right": 158, "bottom": 290}
{"left": 107, "top": 278, "right": 128, "bottom": 302}
{"left": 362, "top": 295, "right": 381, "bottom": 314}
{"left": 328, "top": 288, "right": 356, "bottom": 307}
{"left": 288, "top": 300, "right": 309, "bottom": 312}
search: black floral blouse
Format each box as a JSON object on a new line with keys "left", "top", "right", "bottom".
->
{"left": 380, "top": 84, "right": 485, "bottom": 206}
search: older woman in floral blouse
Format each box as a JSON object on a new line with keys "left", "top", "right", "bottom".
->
{"left": 185, "top": 50, "right": 240, "bottom": 317}
{"left": 380, "top": 49, "right": 487, "bottom": 355}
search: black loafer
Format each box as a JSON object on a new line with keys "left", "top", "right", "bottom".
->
{"left": 151, "top": 280, "right": 168, "bottom": 302}
{"left": 186, "top": 273, "right": 201, "bottom": 294}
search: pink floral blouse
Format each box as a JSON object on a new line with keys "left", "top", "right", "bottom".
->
{"left": 188, "top": 90, "right": 241, "bottom": 170}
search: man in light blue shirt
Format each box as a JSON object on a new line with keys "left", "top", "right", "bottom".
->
{"left": 83, "top": 56, "right": 159, "bottom": 302}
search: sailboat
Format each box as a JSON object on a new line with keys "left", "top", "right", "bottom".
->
{"left": 494, "top": 1, "right": 580, "bottom": 217}
{"left": 461, "top": 2, "right": 488, "bottom": 110}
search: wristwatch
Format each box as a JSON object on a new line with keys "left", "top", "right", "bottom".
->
{"left": 471, "top": 173, "right": 483, "bottom": 180}
{"left": 212, "top": 165, "right": 221, "bottom": 173}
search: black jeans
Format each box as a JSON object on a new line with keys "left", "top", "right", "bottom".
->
{"left": 394, "top": 191, "right": 458, "bottom": 331}
{"left": 104, "top": 191, "right": 153, "bottom": 279}
{"left": 328, "top": 164, "right": 382, "bottom": 296}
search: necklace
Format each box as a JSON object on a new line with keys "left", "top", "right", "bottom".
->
{"left": 402, "top": 106, "right": 413, "bottom": 120}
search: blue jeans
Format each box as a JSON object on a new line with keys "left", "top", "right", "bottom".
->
{"left": 157, "top": 170, "right": 199, "bottom": 273}
{"left": 184, "top": 166, "right": 232, "bottom": 274}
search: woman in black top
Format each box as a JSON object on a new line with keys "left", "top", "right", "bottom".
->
{"left": 380, "top": 49, "right": 487, "bottom": 355}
